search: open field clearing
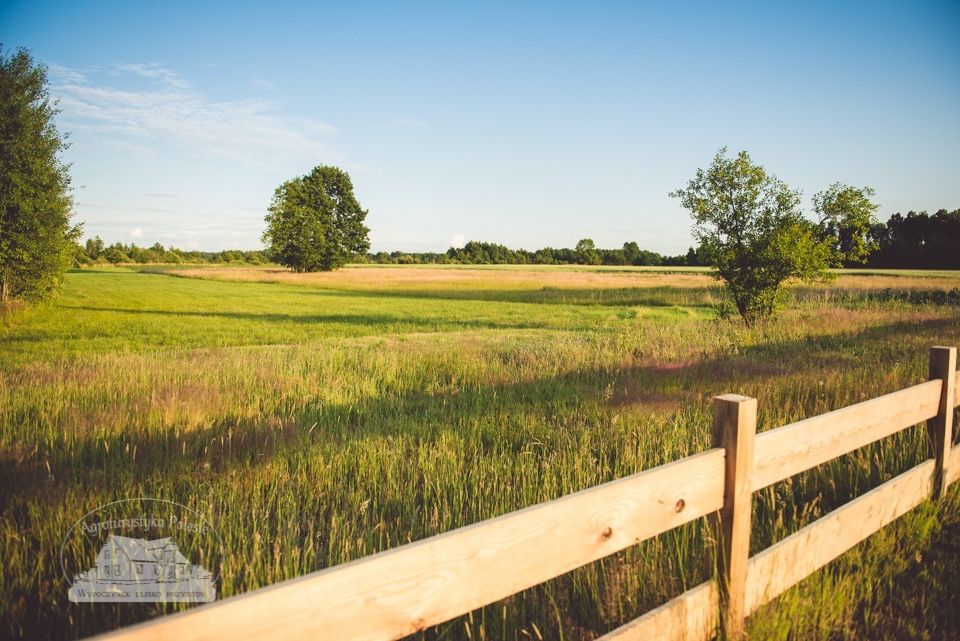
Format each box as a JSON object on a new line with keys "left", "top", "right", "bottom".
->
{"left": 173, "top": 264, "right": 960, "bottom": 294}
{"left": 2, "top": 265, "right": 960, "bottom": 640}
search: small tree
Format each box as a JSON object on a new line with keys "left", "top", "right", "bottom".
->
{"left": 0, "top": 46, "right": 80, "bottom": 303}
{"left": 84, "top": 236, "right": 104, "bottom": 261}
{"left": 813, "top": 182, "right": 878, "bottom": 266}
{"left": 262, "top": 165, "right": 370, "bottom": 272}
{"left": 671, "top": 149, "right": 832, "bottom": 324}
{"left": 574, "top": 238, "right": 600, "bottom": 265}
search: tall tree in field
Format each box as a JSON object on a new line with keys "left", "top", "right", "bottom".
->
{"left": 812, "top": 182, "right": 878, "bottom": 266}
{"left": 262, "top": 165, "right": 370, "bottom": 272}
{"left": 574, "top": 238, "right": 601, "bottom": 265}
{"left": 671, "top": 148, "right": 832, "bottom": 324}
{"left": 0, "top": 46, "right": 80, "bottom": 303}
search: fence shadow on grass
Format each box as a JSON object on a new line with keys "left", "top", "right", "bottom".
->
{"left": 7, "top": 315, "right": 957, "bottom": 507}
{"left": 4, "top": 314, "right": 960, "bottom": 641}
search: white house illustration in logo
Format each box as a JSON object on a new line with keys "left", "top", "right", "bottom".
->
{"left": 69, "top": 534, "right": 216, "bottom": 602}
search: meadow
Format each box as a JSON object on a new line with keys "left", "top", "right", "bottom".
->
{"left": 2, "top": 264, "right": 960, "bottom": 640}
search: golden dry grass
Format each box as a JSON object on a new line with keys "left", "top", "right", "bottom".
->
{"left": 173, "top": 265, "right": 960, "bottom": 293}
{"left": 174, "top": 265, "right": 718, "bottom": 290}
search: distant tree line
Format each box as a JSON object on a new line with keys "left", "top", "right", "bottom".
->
{"left": 74, "top": 238, "right": 269, "bottom": 265}
{"left": 370, "top": 239, "right": 707, "bottom": 266}
{"left": 74, "top": 237, "right": 703, "bottom": 267}
{"left": 866, "top": 209, "right": 960, "bottom": 269}
{"left": 72, "top": 208, "right": 958, "bottom": 270}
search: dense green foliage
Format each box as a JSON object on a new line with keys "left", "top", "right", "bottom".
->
{"left": 868, "top": 209, "right": 960, "bottom": 269}
{"left": 438, "top": 240, "right": 703, "bottom": 266}
{"left": 262, "top": 165, "right": 370, "bottom": 272}
{"left": 671, "top": 149, "right": 837, "bottom": 323}
{"left": 671, "top": 149, "right": 884, "bottom": 324}
{"left": 1, "top": 266, "right": 958, "bottom": 640}
{"left": 0, "top": 46, "right": 79, "bottom": 302}
{"left": 813, "top": 182, "right": 879, "bottom": 265}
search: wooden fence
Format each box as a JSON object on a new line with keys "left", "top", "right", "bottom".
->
{"left": 94, "top": 346, "right": 960, "bottom": 641}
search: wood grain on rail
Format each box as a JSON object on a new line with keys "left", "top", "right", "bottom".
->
{"left": 752, "top": 380, "right": 941, "bottom": 490}
{"left": 745, "top": 459, "right": 935, "bottom": 614}
{"left": 95, "top": 449, "right": 726, "bottom": 641}
{"left": 597, "top": 581, "right": 718, "bottom": 641}
{"left": 709, "top": 395, "right": 755, "bottom": 640}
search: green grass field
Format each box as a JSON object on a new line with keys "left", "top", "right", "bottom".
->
{"left": 2, "top": 265, "right": 960, "bottom": 640}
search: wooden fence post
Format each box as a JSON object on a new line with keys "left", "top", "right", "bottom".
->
{"left": 928, "top": 346, "right": 956, "bottom": 498}
{"left": 708, "top": 394, "right": 757, "bottom": 640}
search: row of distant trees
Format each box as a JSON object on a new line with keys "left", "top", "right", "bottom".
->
{"left": 75, "top": 238, "right": 269, "bottom": 266}
{"left": 866, "top": 209, "right": 960, "bottom": 269}
{"left": 371, "top": 240, "right": 705, "bottom": 266}
{"left": 74, "top": 208, "right": 960, "bottom": 269}
{"left": 73, "top": 238, "right": 701, "bottom": 267}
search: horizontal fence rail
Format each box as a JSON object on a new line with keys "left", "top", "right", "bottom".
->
{"left": 751, "top": 379, "right": 942, "bottom": 490}
{"left": 93, "top": 348, "right": 960, "bottom": 641}
{"left": 744, "top": 458, "right": 936, "bottom": 615}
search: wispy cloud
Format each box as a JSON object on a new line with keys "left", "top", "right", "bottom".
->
{"left": 48, "top": 64, "right": 88, "bottom": 84}
{"left": 51, "top": 63, "right": 343, "bottom": 169}
{"left": 113, "top": 62, "right": 191, "bottom": 89}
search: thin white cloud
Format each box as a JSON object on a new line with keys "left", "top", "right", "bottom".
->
{"left": 52, "top": 63, "right": 342, "bottom": 169}
{"left": 449, "top": 232, "right": 465, "bottom": 248}
{"left": 114, "top": 62, "right": 191, "bottom": 89}
{"left": 48, "top": 64, "right": 88, "bottom": 84}
{"left": 129, "top": 228, "right": 143, "bottom": 239}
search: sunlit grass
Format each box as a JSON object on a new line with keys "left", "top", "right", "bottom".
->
{"left": 1, "top": 265, "right": 958, "bottom": 640}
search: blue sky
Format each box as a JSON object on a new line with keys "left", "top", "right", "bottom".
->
{"left": 2, "top": 1, "right": 959, "bottom": 253}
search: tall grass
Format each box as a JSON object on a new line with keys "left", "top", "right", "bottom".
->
{"left": 1, "top": 265, "right": 958, "bottom": 640}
